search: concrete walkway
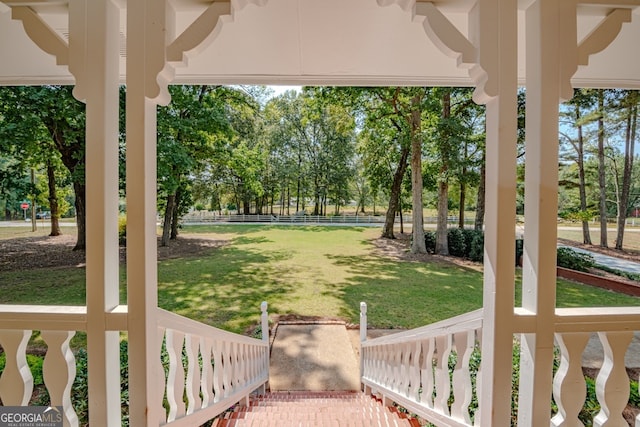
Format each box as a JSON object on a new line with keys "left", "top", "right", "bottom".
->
{"left": 269, "top": 323, "right": 361, "bottom": 391}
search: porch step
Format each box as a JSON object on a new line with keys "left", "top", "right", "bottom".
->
{"left": 213, "top": 391, "right": 420, "bottom": 427}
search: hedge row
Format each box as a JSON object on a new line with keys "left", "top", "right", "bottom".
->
{"left": 424, "top": 228, "right": 484, "bottom": 262}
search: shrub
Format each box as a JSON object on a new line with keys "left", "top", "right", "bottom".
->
{"left": 0, "top": 353, "right": 44, "bottom": 386}
{"left": 424, "top": 231, "right": 436, "bottom": 254}
{"left": 469, "top": 232, "right": 484, "bottom": 263}
{"left": 557, "top": 247, "right": 594, "bottom": 272}
{"left": 118, "top": 215, "right": 127, "bottom": 245}
{"left": 447, "top": 228, "right": 467, "bottom": 257}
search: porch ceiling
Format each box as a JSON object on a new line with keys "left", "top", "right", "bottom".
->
{"left": 0, "top": 0, "right": 639, "bottom": 88}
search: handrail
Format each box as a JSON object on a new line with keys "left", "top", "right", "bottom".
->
{"left": 158, "top": 306, "right": 270, "bottom": 427}
{"left": 0, "top": 304, "right": 87, "bottom": 331}
{"left": 360, "top": 304, "right": 482, "bottom": 427}
{"left": 362, "top": 308, "right": 483, "bottom": 346}
{"left": 156, "top": 308, "right": 265, "bottom": 346}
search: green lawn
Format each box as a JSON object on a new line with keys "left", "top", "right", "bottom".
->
{"left": 1, "top": 224, "right": 639, "bottom": 336}
{"left": 557, "top": 227, "right": 640, "bottom": 252}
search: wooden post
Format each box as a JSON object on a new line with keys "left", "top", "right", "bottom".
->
{"left": 79, "top": 0, "right": 122, "bottom": 424}
{"left": 360, "top": 302, "right": 367, "bottom": 343}
{"left": 517, "top": 1, "right": 563, "bottom": 424}
{"left": 126, "top": 0, "right": 167, "bottom": 424}
{"left": 474, "top": 0, "right": 518, "bottom": 424}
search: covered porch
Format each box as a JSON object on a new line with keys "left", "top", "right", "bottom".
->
{"left": 1, "top": 0, "right": 640, "bottom": 425}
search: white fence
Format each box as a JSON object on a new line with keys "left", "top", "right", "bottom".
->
{"left": 181, "top": 213, "right": 386, "bottom": 224}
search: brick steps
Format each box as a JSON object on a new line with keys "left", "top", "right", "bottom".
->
{"left": 213, "top": 391, "right": 420, "bottom": 427}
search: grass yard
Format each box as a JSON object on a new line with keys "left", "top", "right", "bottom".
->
{"left": 557, "top": 227, "right": 640, "bottom": 252}
{"left": 161, "top": 225, "right": 485, "bottom": 332}
{"left": 1, "top": 224, "right": 639, "bottom": 337}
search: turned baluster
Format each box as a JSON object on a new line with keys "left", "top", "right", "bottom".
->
{"left": 594, "top": 331, "right": 633, "bottom": 427}
{"left": 0, "top": 330, "right": 33, "bottom": 405}
{"left": 451, "top": 330, "right": 474, "bottom": 424}
{"left": 165, "top": 329, "right": 186, "bottom": 421}
{"left": 184, "top": 334, "right": 202, "bottom": 414}
{"left": 551, "top": 332, "right": 589, "bottom": 427}
{"left": 434, "top": 334, "right": 452, "bottom": 415}
{"left": 41, "top": 331, "right": 78, "bottom": 427}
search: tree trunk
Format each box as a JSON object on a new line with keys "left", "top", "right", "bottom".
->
{"left": 73, "top": 181, "right": 86, "bottom": 251}
{"left": 410, "top": 94, "right": 426, "bottom": 254}
{"left": 436, "top": 90, "right": 451, "bottom": 255}
{"left": 161, "top": 193, "right": 175, "bottom": 247}
{"left": 458, "top": 173, "right": 466, "bottom": 229}
{"left": 474, "top": 147, "right": 486, "bottom": 231}
{"left": 286, "top": 185, "right": 290, "bottom": 215}
{"left": 399, "top": 196, "right": 404, "bottom": 234}
{"left": 296, "top": 154, "right": 302, "bottom": 213}
{"left": 170, "top": 187, "right": 181, "bottom": 240}
{"left": 616, "top": 96, "right": 637, "bottom": 249}
{"left": 597, "top": 90, "right": 608, "bottom": 248}
{"left": 46, "top": 162, "right": 61, "bottom": 237}
{"left": 436, "top": 181, "right": 449, "bottom": 255}
{"left": 575, "top": 106, "right": 592, "bottom": 245}
{"left": 382, "top": 145, "right": 410, "bottom": 239}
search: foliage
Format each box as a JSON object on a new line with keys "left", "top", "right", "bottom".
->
{"left": 424, "top": 228, "right": 483, "bottom": 261}
{"left": 30, "top": 341, "right": 129, "bottom": 425}
{"left": 118, "top": 215, "right": 127, "bottom": 245}
{"left": 0, "top": 353, "right": 44, "bottom": 386}
{"left": 556, "top": 247, "right": 595, "bottom": 272}
{"left": 595, "top": 264, "right": 640, "bottom": 282}
{"left": 424, "top": 230, "right": 437, "bottom": 253}
{"left": 447, "top": 227, "right": 467, "bottom": 257}
{"left": 0, "top": 86, "right": 86, "bottom": 249}
{"left": 467, "top": 230, "right": 485, "bottom": 262}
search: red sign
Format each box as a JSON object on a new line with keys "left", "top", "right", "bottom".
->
{"left": 20, "top": 203, "right": 29, "bottom": 210}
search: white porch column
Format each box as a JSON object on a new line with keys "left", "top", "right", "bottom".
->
{"left": 475, "top": 0, "right": 518, "bottom": 424}
{"left": 78, "top": 0, "right": 122, "bottom": 425}
{"left": 126, "top": 1, "right": 167, "bottom": 425}
{"left": 518, "top": 0, "right": 562, "bottom": 424}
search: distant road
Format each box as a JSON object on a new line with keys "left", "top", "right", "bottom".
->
{"left": 0, "top": 220, "right": 76, "bottom": 227}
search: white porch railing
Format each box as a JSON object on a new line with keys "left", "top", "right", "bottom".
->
{"left": 0, "top": 303, "right": 270, "bottom": 427}
{"left": 360, "top": 306, "right": 483, "bottom": 427}
{"left": 156, "top": 308, "right": 269, "bottom": 427}
{"left": 360, "top": 303, "right": 640, "bottom": 427}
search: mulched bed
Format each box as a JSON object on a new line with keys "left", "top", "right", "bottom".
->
{"left": 0, "top": 233, "right": 227, "bottom": 272}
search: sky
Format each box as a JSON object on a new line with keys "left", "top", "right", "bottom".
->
{"left": 269, "top": 85, "right": 301, "bottom": 97}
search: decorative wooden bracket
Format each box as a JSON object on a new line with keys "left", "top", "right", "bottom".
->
{"left": 166, "top": 2, "right": 232, "bottom": 65}
{"left": 68, "top": 0, "right": 88, "bottom": 102}
{"left": 9, "top": 1, "right": 93, "bottom": 103}
{"left": 577, "top": 8, "right": 632, "bottom": 66}
{"left": 415, "top": 2, "right": 477, "bottom": 69}
{"left": 11, "top": 6, "right": 69, "bottom": 66}
{"left": 150, "top": 0, "right": 267, "bottom": 105}
{"left": 378, "top": 0, "right": 501, "bottom": 104}
{"left": 559, "top": 4, "right": 633, "bottom": 101}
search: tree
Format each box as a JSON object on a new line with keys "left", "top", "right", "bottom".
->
{"left": 613, "top": 90, "right": 638, "bottom": 249}
{"left": 263, "top": 88, "right": 356, "bottom": 217}
{"left": 0, "top": 86, "right": 86, "bottom": 248}
{"left": 156, "top": 85, "right": 230, "bottom": 246}
{"left": 425, "top": 88, "right": 476, "bottom": 255}
{"left": 596, "top": 90, "right": 609, "bottom": 248}
{"left": 355, "top": 88, "right": 410, "bottom": 239}
{"left": 561, "top": 89, "right": 597, "bottom": 244}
